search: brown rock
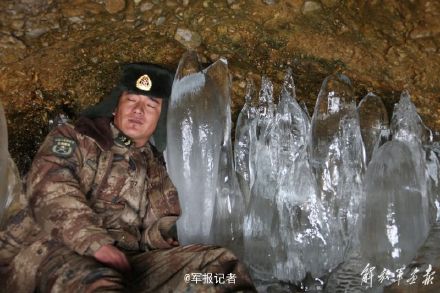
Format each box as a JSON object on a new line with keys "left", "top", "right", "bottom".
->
{"left": 60, "top": 0, "right": 103, "bottom": 17}
{"left": 165, "top": 0, "right": 177, "bottom": 7}
{"left": 61, "top": 5, "right": 85, "bottom": 17}
{"left": 105, "top": 0, "right": 126, "bottom": 14}
{"left": 174, "top": 28, "right": 202, "bottom": 49}
{"left": 0, "top": 33, "right": 27, "bottom": 64}
{"left": 125, "top": 0, "right": 136, "bottom": 22}
{"left": 301, "top": 0, "right": 322, "bottom": 14}
{"left": 11, "top": 20, "right": 25, "bottom": 31}
{"left": 83, "top": 2, "right": 104, "bottom": 15}
{"left": 156, "top": 16, "right": 166, "bottom": 26}
{"left": 140, "top": 2, "right": 154, "bottom": 12}
{"left": 410, "top": 25, "right": 433, "bottom": 39}
{"left": 321, "top": 0, "right": 338, "bottom": 7}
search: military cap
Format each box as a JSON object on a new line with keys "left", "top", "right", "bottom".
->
{"left": 119, "top": 63, "right": 173, "bottom": 99}
{"left": 81, "top": 63, "right": 174, "bottom": 151}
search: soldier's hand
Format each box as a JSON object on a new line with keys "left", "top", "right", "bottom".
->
{"left": 94, "top": 244, "right": 131, "bottom": 272}
{"left": 166, "top": 237, "right": 179, "bottom": 246}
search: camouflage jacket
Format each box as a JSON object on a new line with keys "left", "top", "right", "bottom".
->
{"left": 0, "top": 116, "right": 181, "bottom": 288}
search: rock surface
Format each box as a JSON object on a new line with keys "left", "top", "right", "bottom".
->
{"left": 105, "top": 0, "right": 126, "bottom": 14}
{"left": 174, "top": 28, "right": 202, "bottom": 49}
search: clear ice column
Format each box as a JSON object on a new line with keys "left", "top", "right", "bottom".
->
{"left": 234, "top": 78, "right": 257, "bottom": 207}
{"left": 0, "top": 102, "right": 22, "bottom": 228}
{"left": 357, "top": 92, "right": 390, "bottom": 165}
{"left": 210, "top": 58, "right": 246, "bottom": 257}
{"left": 271, "top": 69, "right": 331, "bottom": 281}
{"left": 309, "top": 73, "right": 366, "bottom": 269}
{"left": 360, "top": 90, "right": 431, "bottom": 270}
{"left": 426, "top": 142, "right": 440, "bottom": 222}
{"left": 243, "top": 76, "right": 278, "bottom": 281}
{"left": 166, "top": 52, "right": 230, "bottom": 244}
{"left": 0, "top": 102, "right": 8, "bottom": 222}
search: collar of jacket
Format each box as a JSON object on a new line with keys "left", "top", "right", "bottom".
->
{"left": 110, "top": 123, "right": 134, "bottom": 148}
{"left": 74, "top": 116, "right": 115, "bottom": 151}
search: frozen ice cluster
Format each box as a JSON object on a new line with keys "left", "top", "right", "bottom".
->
{"left": 166, "top": 52, "right": 439, "bottom": 290}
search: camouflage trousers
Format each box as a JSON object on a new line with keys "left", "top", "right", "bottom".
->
{"left": 35, "top": 244, "right": 256, "bottom": 293}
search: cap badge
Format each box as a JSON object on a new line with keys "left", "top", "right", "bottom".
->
{"left": 136, "top": 74, "right": 152, "bottom": 91}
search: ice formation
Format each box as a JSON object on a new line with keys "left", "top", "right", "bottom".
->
{"left": 0, "top": 102, "right": 8, "bottom": 222}
{"left": 270, "top": 70, "right": 329, "bottom": 280}
{"left": 166, "top": 52, "right": 231, "bottom": 244}
{"left": 210, "top": 63, "right": 245, "bottom": 255}
{"left": 234, "top": 78, "right": 257, "bottom": 206}
{"left": 0, "top": 102, "right": 22, "bottom": 228}
{"left": 357, "top": 92, "right": 390, "bottom": 164}
{"left": 166, "top": 52, "right": 245, "bottom": 248}
{"left": 360, "top": 91, "right": 431, "bottom": 271}
{"left": 243, "top": 75, "right": 279, "bottom": 280}
{"left": 309, "top": 73, "right": 366, "bottom": 268}
{"left": 168, "top": 66, "right": 439, "bottom": 286}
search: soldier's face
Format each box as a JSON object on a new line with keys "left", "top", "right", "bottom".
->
{"left": 113, "top": 92, "right": 163, "bottom": 147}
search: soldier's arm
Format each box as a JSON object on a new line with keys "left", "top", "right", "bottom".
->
{"left": 26, "top": 124, "right": 114, "bottom": 256}
{"left": 141, "top": 151, "right": 181, "bottom": 250}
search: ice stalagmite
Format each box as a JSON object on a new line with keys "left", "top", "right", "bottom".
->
{"left": 426, "top": 142, "right": 440, "bottom": 222}
{"left": 309, "top": 73, "right": 366, "bottom": 269}
{"left": 392, "top": 91, "right": 430, "bottom": 223}
{"left": 273, "top": 69, "right": 309, "bottom": 172}
{"left": 255, "top": 76, "right": 275, "bottom": 140}
{"left": 166, "top": 52, "right": 230, "bottom": 244}
{"left": 0, "top": 102, "right": 22, "bottom": 228}
{"left": 358, "top": 92, "right": 390, "bottom": 164}
{"left": 270, "top": 69, "right": 325, "bottom": 281}
{"left": 243, "top": 76, "right": 278, "bottom": 280}
{"left": 360, "top": 90, "right": 430, "bottom": 270}
{"left": 234, "top": 78, "right": 257, "bottom": 206}
{"left": 0, "top": 102, "right": 8, "bottom": 222}
{"left": 211, "top": 144, "right": 245, "bottom": 256}
{"left": 210, "top": 61, "right": 245, "bottom": 256}
{"left": 274, "top": 149, "right": 331, "bottom": 282}
{"left": 392, "top": 90, "right": 426, "bottom": 143}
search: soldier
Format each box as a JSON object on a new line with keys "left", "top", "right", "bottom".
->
{"left": 0, "top": 63, "right": 256, "bottom": 292}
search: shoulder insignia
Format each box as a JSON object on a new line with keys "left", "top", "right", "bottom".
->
{"left": 52, "top": 137, "right": 76, "bottom": 157}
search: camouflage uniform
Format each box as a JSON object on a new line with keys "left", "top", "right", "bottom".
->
{"left": 0, "top": 117, "right": 255, "bottom": 292}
